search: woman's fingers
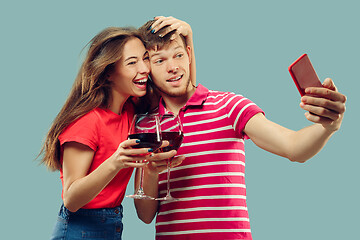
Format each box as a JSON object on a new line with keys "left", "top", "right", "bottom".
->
{"left": 151, "top": 16, "right": 176, "bottom": 33}
{"left": 112, "top": 139, "right": 155, "bottom": 168}
{"left": 150, "top": 16, "right": 190, "bottom": 39}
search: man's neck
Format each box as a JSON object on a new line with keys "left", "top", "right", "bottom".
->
{"left": 161, "top": 87, "right": 196, "bottom": 115}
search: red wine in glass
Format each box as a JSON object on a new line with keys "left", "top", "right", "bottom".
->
{"left": 160, "top": 131, "right": 184, "bottom": 152}
{"left": 128, "top": 133, "right": 162, "bottom": 150}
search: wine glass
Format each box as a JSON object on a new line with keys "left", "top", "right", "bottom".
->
{"left": 126, "top": 113, "right": 162, "bottom": 200}
{"left": 155, "top": 114, "right": 184, "bottom": 201}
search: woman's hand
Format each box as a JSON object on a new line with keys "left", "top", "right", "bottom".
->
{"left": 110, "top": 139, "right": 153, "bottom": 169}
{"left": 150, "top": 16, "right": 192, "bottom": 40}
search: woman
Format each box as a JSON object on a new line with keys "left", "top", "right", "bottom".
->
{"left": 39, "top": 27, "right": 178, "bottom": 239}
{"left": 40, "top": 17, "right": 194, "bottom": 239}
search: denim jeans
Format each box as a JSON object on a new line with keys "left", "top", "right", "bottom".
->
{"left": 50, "top": 204, "right": 124, "bottom": 240}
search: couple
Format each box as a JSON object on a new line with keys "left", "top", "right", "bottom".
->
{"left": 40, "top": 17, "right": 346, "bottom": 240}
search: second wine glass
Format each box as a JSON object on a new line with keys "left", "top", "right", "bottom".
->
{"left": 156, "top": 114, "right": 184, "bottom": 201}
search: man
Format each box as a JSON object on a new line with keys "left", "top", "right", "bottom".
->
{"left": 135, "top": 17, "right": 347, "bottom": 240}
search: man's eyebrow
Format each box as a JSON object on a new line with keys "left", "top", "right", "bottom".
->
{"left": 150, "top": 46, "right": 184, "bottom": 58}
{"left": 150, "top": 52, "right": 162, "bottom": 58}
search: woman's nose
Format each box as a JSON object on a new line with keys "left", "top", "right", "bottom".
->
{"left": 139, "top": 60, "right": 150, "bottom": 74}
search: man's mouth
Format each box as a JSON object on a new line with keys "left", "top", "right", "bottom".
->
{"left": 167, "top": 75, "right": 183, "bottom": 82}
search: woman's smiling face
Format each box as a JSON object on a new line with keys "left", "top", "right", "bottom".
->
{"left": 108, "top": 37, "right": 150, "bottom": 98}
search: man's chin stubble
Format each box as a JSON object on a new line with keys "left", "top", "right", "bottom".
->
{"left": 157, "top": 77, "right": 192, "bottom": 98}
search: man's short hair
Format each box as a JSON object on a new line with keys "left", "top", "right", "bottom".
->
{"left": 139, "top": 20, "right": 187, "bottom": 50}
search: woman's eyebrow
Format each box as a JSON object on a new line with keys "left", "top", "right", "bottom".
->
{"left": 124, "top": 56, "right": 138, "bottom": 62}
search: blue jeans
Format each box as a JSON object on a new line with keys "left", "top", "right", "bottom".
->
{"left": 50, "top": 204, "right": 124, "bottom": 240}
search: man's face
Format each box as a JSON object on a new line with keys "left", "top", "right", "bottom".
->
{"left": 148, "top": 35, "right": 193, "bottom": 98}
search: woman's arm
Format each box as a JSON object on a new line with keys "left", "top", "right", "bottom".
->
{"left": 62, "top": 139, "right": 151, "bottom": 212}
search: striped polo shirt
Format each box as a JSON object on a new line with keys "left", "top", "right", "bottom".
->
{"left": 155, "top": 84, "right": 264, "bottom": 240}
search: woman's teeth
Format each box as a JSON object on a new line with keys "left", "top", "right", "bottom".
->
{"left": 134, "top": 79, "right": 147, "bottom": 85}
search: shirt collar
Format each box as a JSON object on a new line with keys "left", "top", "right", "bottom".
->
{"left": 158, "top": 84, "right": 209, "bottom": 114}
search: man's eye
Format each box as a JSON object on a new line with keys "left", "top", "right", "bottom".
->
{"left": 154, "top": 59, "right": 163, "bottom": 64}
{"left": 176, "top": 53, "right": 184, "bottom": 58}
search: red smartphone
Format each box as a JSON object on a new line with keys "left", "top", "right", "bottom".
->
{"left": 288, "top": 54, "right": 323, "bottom": 96}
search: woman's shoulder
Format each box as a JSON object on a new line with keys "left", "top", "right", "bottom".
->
{"left": 59, "top": 108, "right": 104, "bottom": 148}
{"left": 74, "top": 102, "right": 134, "bottom": 127}
{"left": 63, "top": 108, "right": 103, "bottom": 133}
{"left": 76, "top": 108, "right": 103, "bottom": 123}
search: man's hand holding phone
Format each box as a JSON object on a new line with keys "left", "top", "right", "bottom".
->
{"left": 289, "top": 54, "right": 346, "bottom": 131}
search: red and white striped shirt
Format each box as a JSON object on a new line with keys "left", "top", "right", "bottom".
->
{"left": 156, "top": 84, "right": 264, "bottom": 240}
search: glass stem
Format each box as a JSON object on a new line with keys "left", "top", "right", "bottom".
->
{"left": 137, "top": 164, "right": 145, "bottom": 195}
{"left": 166, "top": 158, "right": 171, "bottom": 196}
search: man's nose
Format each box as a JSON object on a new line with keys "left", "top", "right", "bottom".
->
{"left": 167, "top": 61, "right": 179, "bottom": 73}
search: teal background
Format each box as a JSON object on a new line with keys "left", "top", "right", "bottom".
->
{"left": 1, "top": 0, "right": 359, "bottom": 239}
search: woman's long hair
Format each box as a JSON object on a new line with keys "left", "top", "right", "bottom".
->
{"left": 39, "top": 27, "right": 142, "bottom": 171}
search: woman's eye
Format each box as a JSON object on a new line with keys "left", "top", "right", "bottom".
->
{"left": 154, "top": 59, "right": 163, "bottom": 64}
{"left": 127, "top": 61, "right": 137, "bottom": 65}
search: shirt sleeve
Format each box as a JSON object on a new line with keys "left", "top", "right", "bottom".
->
{"left": 58, "top": 111, "right": 99, "bottom": 151}
{"left": 226, "top": 93, "right": 264, "bottom": 139}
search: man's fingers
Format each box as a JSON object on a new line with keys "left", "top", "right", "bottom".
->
{"left": 305, "top": 78, "right": 346, "bottom": 103}
{"left": 304, "top": 87, "right": 347, "bottom": 103}
{"left": 171, "top": 156, "right": 185, "bottom": 167}
{"left": 159, "top": 140, "right": 170, "bottom": 149}
{"left": 300, "top": 102, "right": 340, "bottom": 121}
{"left": 301, "top": 95, "right": 346, "bottom": 114}
{"left": 148, "top": 155, "right": 185, "bottom": 171}
{"left": 322, "top": 78, "right": 337, "bottom": 91}
{"left": 148, "top": 150, "right": 177, "bottom": 161}
{"left": 304, "top": 112, "right": 335, "bottom": 125}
